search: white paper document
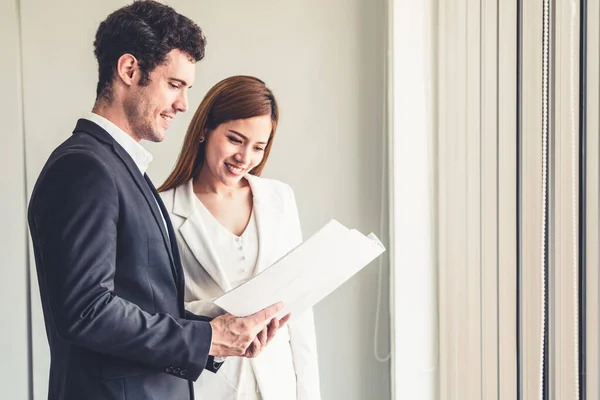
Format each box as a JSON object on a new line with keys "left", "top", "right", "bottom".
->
{"left": 213, "top": 219, "right": 386, "bottom": 318}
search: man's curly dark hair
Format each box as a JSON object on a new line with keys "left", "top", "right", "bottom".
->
{"left": 93, "top": 0, "right": 206, "bottom": 102}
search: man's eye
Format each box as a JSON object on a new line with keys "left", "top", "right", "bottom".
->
{"left": 169, "top": 83, "right": 180, "bottom": 89}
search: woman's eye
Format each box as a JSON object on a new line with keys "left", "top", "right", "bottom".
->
{"left": 228, "top": 137, "right": 242, "bottom": 144}
{"left": 255, "top": 147, "right": 265, "bottom": 152}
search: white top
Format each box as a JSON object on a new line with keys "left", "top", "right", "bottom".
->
{"left": 193, "top": 196, "right": 262, "bottom": 399}
{"left": 193, "top": 198, "right": 259, "bottom": 289}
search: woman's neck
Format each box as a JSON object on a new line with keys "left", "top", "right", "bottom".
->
{"left": 193, "top": 168, "right": 247, "bottom": 198}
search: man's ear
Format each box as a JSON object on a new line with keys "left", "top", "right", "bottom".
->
{"left": 116, "top": 54, "right": 139, "bottom": 86}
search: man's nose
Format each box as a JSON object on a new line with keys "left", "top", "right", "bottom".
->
{"left": 174, "top": 90, "right": 188, "bottom": 113}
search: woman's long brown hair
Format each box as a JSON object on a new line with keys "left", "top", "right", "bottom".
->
{"left": 158, "top": 75, "right": 279, "bottom": 192}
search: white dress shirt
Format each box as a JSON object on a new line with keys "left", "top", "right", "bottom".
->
{"left": 82, "top": 112, "right": 168, "bottom": 236}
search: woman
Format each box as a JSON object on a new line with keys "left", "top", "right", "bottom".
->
{"left": 159, "top": 76, "right": 321, "bottom": 400}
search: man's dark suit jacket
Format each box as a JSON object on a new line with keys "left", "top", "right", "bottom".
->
{"left": 28, "top": 119, "right": 221, "bottom": 400}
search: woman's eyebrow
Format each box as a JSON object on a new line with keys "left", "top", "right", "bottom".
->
{"left": 229, "top": 129, "right": 267, "bottom": 145}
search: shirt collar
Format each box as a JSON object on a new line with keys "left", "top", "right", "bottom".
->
{"left": 82, "top": 111, "right": 153, "bottom": 174}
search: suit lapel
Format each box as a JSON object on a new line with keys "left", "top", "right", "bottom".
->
{"left": 73, "top": 120, "right": 178, "bottom": 283}
{"left": 173, "top": 180, "right": 233, "bottom": 292}
{"left": 246, "top": 175, "right": 285, "bottom": 275}
{"left": 152, "top": 181, "right": 186, "bottom": 310}
{"left": 144, "top": 175, "right": 178, "bottom": 281}
{"left": 113, "top": 145, "right": 176, "bottom": 268}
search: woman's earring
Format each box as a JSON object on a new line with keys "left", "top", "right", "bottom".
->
{"left": 199, "top": 136, "right": 205, "bottom": 143}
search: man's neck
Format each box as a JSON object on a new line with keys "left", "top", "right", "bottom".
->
{"left": 91, "top": 101, "right": 141, "bottom": 142}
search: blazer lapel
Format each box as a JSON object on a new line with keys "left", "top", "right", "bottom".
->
{"left": 73, "top": 120, "right": 178, "bottom": 282}
{"left": 144, "top": 175, "right": 178, "bottom": 281}
{"left": 246, "top": 175, "right": 286, "bottom": 275}
{"left": 152, "top": 182, "right": 186, "bottom": 312}
{"left": 113, "top": 146, "right": 176, "bottom": 268}
{"left": 172, "top": 180, "right": 233, "bottom": 292}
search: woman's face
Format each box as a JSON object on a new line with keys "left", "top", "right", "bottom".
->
{"left": 201, "top": 115, "right": 272, "bottom": 187}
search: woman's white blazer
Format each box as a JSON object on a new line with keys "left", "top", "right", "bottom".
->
{"left": 159, "top": 174, "right": 321, "bottom": 400}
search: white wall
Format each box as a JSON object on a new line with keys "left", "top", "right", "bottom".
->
{"left": 17, "top": 1, "right": 390, "bottom": 399}
{"left": 0, "top": 0, "right": 30, "bottom": 398}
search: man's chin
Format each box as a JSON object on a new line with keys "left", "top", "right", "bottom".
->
{"left": 144, "top": 130, "right": 166, "bottom": 143}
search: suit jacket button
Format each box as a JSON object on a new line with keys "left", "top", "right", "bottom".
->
{"left": 173, "top": 367, "right": 181, "bottom": 374}
{"left": 180, "top": 369, "right": 188, "bottom": 377}
{"left": 165, "top": 366, "right": 173, "bottom": 373}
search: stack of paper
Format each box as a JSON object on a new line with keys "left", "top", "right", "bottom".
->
{"left": 213, "top": 219, "right": 386, "bottom": 319}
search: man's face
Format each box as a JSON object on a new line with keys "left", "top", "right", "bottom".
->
{"left": 123, "top": 49, "right": 195, "bottom": 142}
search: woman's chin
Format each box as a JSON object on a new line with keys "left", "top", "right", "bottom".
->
{"left": 221, "top": 175, "right": 243, "bottom": 187}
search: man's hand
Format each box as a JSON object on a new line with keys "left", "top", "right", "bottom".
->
{"left": 209, "top": 302, "right": 290, "bottom": 358}
{"left": 243, "top": 312, "right": 291, "bottom": 358}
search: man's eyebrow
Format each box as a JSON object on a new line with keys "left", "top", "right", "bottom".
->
{"left": 168, "top": 77, "right": 192, "bottom": 88}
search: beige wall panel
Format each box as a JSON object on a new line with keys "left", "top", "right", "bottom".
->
{"left": 480, "top": 1, "right": 500, "bottom": 399}
{"left": 585, "top": 1, "right": 600, "bottom": 399}
{"left": 553, "top": 1, "right": 579, "bottom": 398}
{"left": 520, "top": 0, "right": 544, "bottom": 398}
{"left": 438, "top": 0, "right": 470, "bottom": 398}
{"left": 498, "top": 1, "right": 518, "bottom": 398}
{"left": 437, "top": 0, "right": 519, "bottom": 398}
{"left": 466, "top": 0, "right": 483, "bottom": 399}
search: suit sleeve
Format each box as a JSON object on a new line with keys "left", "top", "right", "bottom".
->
{"left": 28, "top": 151, "right": 211, "bottom": 381}
{"left": 184, "top": 310, "right": 224, "bottom": 373}
{"left": 283, "top": 185, "right": 322, "bottom": 400}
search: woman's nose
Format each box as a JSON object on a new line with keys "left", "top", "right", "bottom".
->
{"left": 236, "top": 147, "right": 251, "bottom": 164}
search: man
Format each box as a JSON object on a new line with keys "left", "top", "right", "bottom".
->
{"left": 27, "top": 2, "right": 287, "bottom": 399}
